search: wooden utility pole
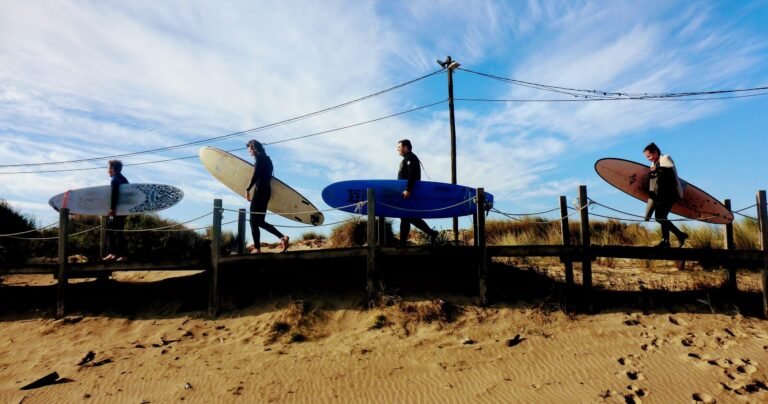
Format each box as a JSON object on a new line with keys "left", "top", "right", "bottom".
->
{"left": 439, "top": 56, "right": 461, "bottom": 242}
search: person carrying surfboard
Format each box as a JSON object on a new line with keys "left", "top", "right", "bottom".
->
{"left": 245, "top": 140, "right": 289, "bottom": 253}
{"left": 643, "top": 142, "right": 688, "bottom": 248}
{"left": 103, "top": 160, "right": 129, "bottom": 262}
{"left": 396, "top": 139, "right": 439, "bottom": 247}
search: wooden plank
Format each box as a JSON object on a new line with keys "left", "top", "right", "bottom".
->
{"left": 219, "top": 247, "right": 368, "bottom": 265}
{"left": 477, "top": 188, "right": 488, "bottom": 305}
{"left": 757, "top": 190, "right": 768, "bottom": 318}
{"left": 560, "top": 195, "right": 574, "bottom": 287}
{"left": 367, "top": 189, "right": 377, "bottom": 305}
{"left": 56, "top": 208, "right": 69, "bottom": 318}
{"left": 209, "top": 199, "right": 222, "bottom": 317}
{"left": 579, "top": 185, "right": 591, "bottom": 289}
{"left": 237, "top": 208, "right": 246, "bottom": 255}
{"left": 724, "top": 199, "right": 737, "bottom": 293}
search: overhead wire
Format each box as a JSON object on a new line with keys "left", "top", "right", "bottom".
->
{"left": 457, "top": 67, "right": 768, "bottom": 100}
{"left": 0, "top": 69, "right": 446, "bottom": 169}
{"left": 0, "top": 99, "right": 447, "bottom": 175}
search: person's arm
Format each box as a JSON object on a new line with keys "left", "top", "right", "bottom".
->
{"left": 109, "top": 180, "right": 120, "bottom": 216}
{"left": 405, "top": 155, "right": 420, "bottom": 193}
{"left": 245, "top": 161, "right": 261, "bottom": 200}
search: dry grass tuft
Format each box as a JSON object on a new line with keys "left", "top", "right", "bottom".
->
{"left": 398, "top": 298, "right": 461, "bottom": 336}
{"left": 328, "top": 218, "right": 395, "bottom": 247}
{"left": 266, "top": 299, "right": 325, "bottom": 344}
{"left": 300, "top": 231, "right": 326, "bottom": 241}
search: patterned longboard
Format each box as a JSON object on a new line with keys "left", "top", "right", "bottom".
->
{"left": 49, "top": 184, "right": 184, "bottom": 216}
{"left": 595, "top": 158, "right": 733, "bottom": 224}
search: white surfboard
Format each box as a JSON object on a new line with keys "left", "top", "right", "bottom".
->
{"left": 49, "top": 184, "right": 184, "bottom": 216}
{"left": 198, "top": 146, "right": 324, "bottom": 225}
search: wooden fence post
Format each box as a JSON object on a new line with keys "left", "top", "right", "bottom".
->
{"left": 377, "top": 216, "right": 387, "bottom": 247}
{"left": 757, "top": 190, "right": 768, "bottom": 318}
{"left": 723, "top": 199, "right": 737, "bottom": 294}
{"left": 209, "top": 199, "right": 222, "bottom": 317}
{"left": 477, "top": 188, "right": 488, "bottom": 305}
{"left": 56, "top": 208, "right": 69, "bottom": 318}
{"left": 237, "top": 208, "right": 246, "bottom": 255}
{"left": 560, "top": 196, "right": 574, "bottom": 287}
{"left": 579, "top": 185, "right": 592, "bottom": 289}
{"left": 366, "top": 189, "right": 377, "bottom": 306}
{"left": 99, "top": 216, "right": 107, "bottom": 260}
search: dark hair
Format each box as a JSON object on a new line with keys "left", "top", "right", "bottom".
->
{"left": 643, "top": 142, "right": 661, "bottom": 154}
{"left": 108, "top": 160, "right": 123, "bottom": 173}
{"left": 246, "top": 139, "right": 265, "bottom": 153}
{"left": 398, "top": 139, "right": 412, "bottom": 150}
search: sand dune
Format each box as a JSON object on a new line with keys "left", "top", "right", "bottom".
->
{"left": 2, "top": 248, "right": 768, "bottom": 402}
{"left": 1, "top": 280, "right": 768, "bottom": 402}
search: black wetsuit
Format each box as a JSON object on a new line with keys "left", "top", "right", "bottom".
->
{"left": 107, "top": 172, "right": 129, "bottom": 256}
{"left": 247, "top": 154, "right": 284, "bottom": 245}
{"left": 398, "top": 151, "right": 436, "bottom": 246}
{"left": 645, "top": 158, "right": 686, "bottom": 245}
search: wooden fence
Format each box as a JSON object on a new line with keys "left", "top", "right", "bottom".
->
{"left": 2, "top": 187, "right": 767, "bottom": 319}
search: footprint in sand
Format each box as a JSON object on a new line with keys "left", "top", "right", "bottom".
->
{"left": 691, "top": 392, "right": 716, "bottom": 403}
{"left": 617, "top": 356, "right": 633, "bottom": 366}
{"left": 626, "top": 384, "right": 646, "bottom": 398}
{"left": 668, "top": 316, "right": 687, "bottom": 326}
{"left": 625, "top": 370, "right": 645, "bottom": 381}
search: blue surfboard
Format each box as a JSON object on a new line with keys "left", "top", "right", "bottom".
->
{"left": 321, "top": 180, "right": 493, "bottom": 218}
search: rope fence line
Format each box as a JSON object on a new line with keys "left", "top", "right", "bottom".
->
{"left": 736, "top": 212, "right": 758, "bottom": 221}
{"left": 0, "top": 221, "right": 58, "bottom": 237}
{"left": 377, "top": 196, "right": 479, "bottom": 213}
{"left": 273, "top": 217, "right": 361, "bottom": 229}
{"left": 106, "top": 212, "right": 213, "bottom": 233}
{"left": 220, "top": 201, "right": 366, "bottom": 216}
{"left": 3, "top": 225, "right": 102, "bottom": 241}
{"left": 489, "top": 206, "right": 583, "bottom": 224}
{"left": 587, "top": 198, "right": 726, "bottom": 223}
{"left": 489, "top": 206, "right": 560, "bottom": 217}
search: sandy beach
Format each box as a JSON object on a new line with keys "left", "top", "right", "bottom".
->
{"left": 2, "top": 248, "right": 768, "bottom": 403}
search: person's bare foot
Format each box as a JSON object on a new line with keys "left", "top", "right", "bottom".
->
{"left": 102, "top": 254, "right": 116, "bottom": 261}
{"left": 115, "top": 256, "right": 128, "bottom": 262}
{"left": 280, "top": 236, "right": 290, "bottom": 253}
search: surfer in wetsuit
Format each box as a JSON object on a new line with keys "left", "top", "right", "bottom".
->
{"left": 103, "top": 160, "right": 129, "bottom": 261}
{"left": 643, "top": 142, "right": 688, "bottom": 248}
{"left": 245, "top": 139, "right": 289, "bottom": 253}
{"left": 397, "top": 139, "right": 438, "bottom": 247}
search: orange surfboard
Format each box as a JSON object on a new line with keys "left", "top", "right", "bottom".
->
{"left": 595, "top": 158, "right": 733, "bottom": 224}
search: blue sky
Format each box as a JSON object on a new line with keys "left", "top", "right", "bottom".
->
{"left": 1, "top": 0, "right": 767, "bottom": 243}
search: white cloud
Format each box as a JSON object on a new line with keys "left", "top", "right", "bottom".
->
{"left": 0, "top": 0, "right": 765, "bottom": 237}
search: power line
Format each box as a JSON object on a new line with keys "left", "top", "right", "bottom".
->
{"left": 456, "top": 91, "right": 768, "bottom": 103}
{"left": 458, "top": 67, "right": 768, "bottom": 100}
{"left": 0, "top": 99, "right": 447, "bottom": 175}
{"left": 0, "top": 69, "right": 446, "bottom": 169}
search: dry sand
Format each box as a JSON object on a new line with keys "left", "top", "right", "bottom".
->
{"left": 2, "top": 245, "right": 768, "bottom": 403}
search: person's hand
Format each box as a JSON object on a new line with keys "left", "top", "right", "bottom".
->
{"left": 108, "top": 209, "right": 115, "bottom": 217}
{"left": 402, "top": 190, "right": 411, "bottom": 199}
{"left": 245, "top": 189, "right": 251, "bottom": 201}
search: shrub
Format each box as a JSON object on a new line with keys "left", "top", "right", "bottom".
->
{"left": 328, "top": 218, "right": 395, "bottom": 247}
{"left": 300, "top": 231, "right": 326, "bottom": 241}
{"left": 0, "top": 200, "right": 39, "bottom": 264}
